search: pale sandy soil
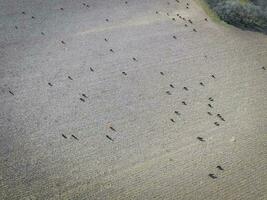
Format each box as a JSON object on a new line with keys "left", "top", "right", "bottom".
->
{"left": 0, "top": 0, "right": 266, "bottom": 199}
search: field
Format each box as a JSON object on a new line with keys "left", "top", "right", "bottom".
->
{"left": 0, "top": 0, "right": 267, "bottom": 199}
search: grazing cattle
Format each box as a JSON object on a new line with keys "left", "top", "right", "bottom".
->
{"left": 208, "top": 104, "right": 213, "bottom": 108}
{"left": 182, "top": 101, "right": 187, "bottom": 105}
{"left": 80, "top": 98, "right": 85, "bottom": 102}
{"left": 160, "top": 72, "right": 164, "bottom": 75}
{"left": 104, "top": 38, "right": 108, "bottom": 42}
{"left": 208, "top": 97, "right": 214, "bottom": 101}
{"left": 217, "top": 114, "right": 222, "bottom": 118}
{"left": 90, "top": 67, "right": 94, "bottom": 72}
{"left": 132, "top": 57, "right": 137, "bottom": 61}
{"left": 22, "top": 11, "right": 26, "bottom": 14}
{"left": 109, "top": 126, "right": 116, "bottom": 131}
{"left": 197, "top": 137, "right": 205, "bottom": 142}
{"left": 172, "top": 18, "right": 175, "bottom": 21}
{"left": 217, "top": 114, "right": 225, "bottom": 121}
{"left": 185, "top": 24, "right": 188, "bottom": 27}
{"left": 170, "top": 84, "right": 174, "bottom": 88}
{"left": 193, "top": 28, "right": 197, "bottom": 32}
{"left": 170, "top": 119, "right": 175, "bottom": 123}
{"left": 207, "top": 112, "right": 212, "bottom": 116}
{"left": 214, "top": 122, "right": 220, "bottom": 126}
{"left": 9, "top": 91, "right": 14, "bottom": 95}
{"left": 205, "top": 18, "right": 208, "bottom": 21}
{"left": 200, "top": 82, "right": 204, "bottom": 86}
{"left": 174, "top": 111, "right": 180, "bottom": 115}
{"left": 173, "top": 35, "right": 177, "bottom": 39}
{"left": 82, "top": 94, "right": 87, "bottom": 98}
{"left": 188, "top": 19, "right": 193, "bottom": 24}
{"left": 62, "top": 134, "right": 67, "bottom": 139}
{"left": 48, "top": 82, "right": 53, "bottom": 87}
{"left": 68, "top": 76, "right": 73, "bottom": 80}
{"left": 110, "top": 48, "right": 114, "bottom": 52}
{"left": 122, "top": 71, "right": 127, "bottom": 76}
{"left": 71, "top": 134, "right": 78, "bottom": 140}
{"left": 41, "top": 32, "right": 45, "bottom": 35}
{"left": 216, "top": 165, "right": 224, "bottom": 170}
{"left": 106, "top": 19, "right": 109, "bottom": 22}
{"left": 208, "top": 174, "right": 217, "bottom": 179}
{"left": 61, "top": 40, "right": 65, "bottom": 44}
{"left": 166, "top": 91, "right": 171, "bottom": 95}
{"left": 211, "top": 74, "right": 216, "bottom": 78}
{"left": 106, "top": 135, "right": 114, "bottom": 141}
{"left": 183, "top": 87, "right": 188, "bottom": 91}
{"left": 262, "top": 66, "right": 266, "bottom": 70}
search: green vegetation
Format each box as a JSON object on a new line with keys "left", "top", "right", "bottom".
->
{"left": 196, "top": 0, "right": 221, "bottom": 23}
{"left": 202, "top": 0, "right": 267, "bottom": 34}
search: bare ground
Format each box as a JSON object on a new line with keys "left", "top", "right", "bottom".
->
{"left": 0, "top": 0, "right": 267, "bottom": 199}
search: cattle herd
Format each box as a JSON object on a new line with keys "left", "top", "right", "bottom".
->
{"left": 4, "top": 0, "right": 266, "bottom": 188}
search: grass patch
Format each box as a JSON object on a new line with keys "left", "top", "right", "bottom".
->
{"left": 195, "top": 0, "right": 228, "bottom": 26}
{"left": 195, "top": 0, "right": 219, "bottom": 21}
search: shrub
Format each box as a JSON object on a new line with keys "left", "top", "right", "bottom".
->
{"left": 205, "top": 0, "right": 267, "bottom": 33}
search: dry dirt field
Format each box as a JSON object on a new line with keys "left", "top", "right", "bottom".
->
{"left": 0, "top": 0, "right": 267, "bottom": 199}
